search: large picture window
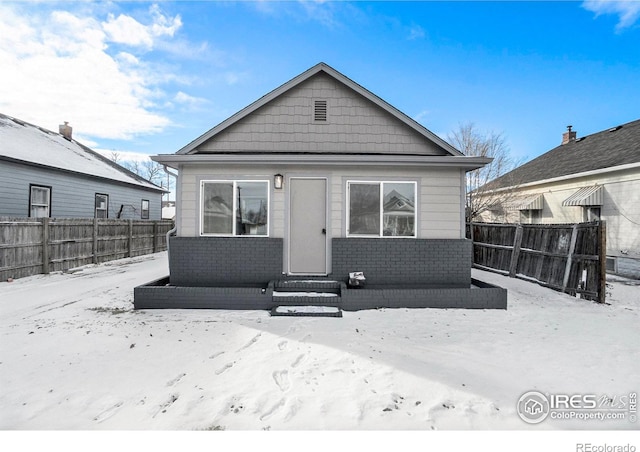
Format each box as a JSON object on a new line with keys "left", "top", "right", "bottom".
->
{"left": 347, "top": 181, "right": 416, "bottom": 237}
{"left": 201, "top": 180, "right": 269, "bottom": 236}
{"left": 29, "top": 185, "right": 51, "bottom": 218}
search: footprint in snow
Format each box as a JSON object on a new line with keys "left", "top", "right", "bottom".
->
{"left": 166, "top": 373, "right": 186, "bottom": 387}
{"left": 93, "top": 401, "right": 124, "bottom": 423}
{"left": 208, "top": 351, "right": 225, "bottom": 360}
{"left": 273, "top": 370, "right": 291, "bottom": 392}
{"left": 237, "top": 333, "right": 262, "bottom": 352}
{"left": 260, "top": 398, "right": 286, "bottom": 421}
{"left": 215, "top": 362, "right": 234, "bottom": 375}
{"left": 278, "top": 340, "right": 288, "bottom": 351}
{"left": 291, "top": 354, "right": 306, "bottom": 368}
{"left": 152, "top": 394, "right": 179, "bottom": 418}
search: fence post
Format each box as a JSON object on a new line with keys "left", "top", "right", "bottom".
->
{"left": 42, "top": 217, "right": 50, "bottom": 274}
{"left": 562, "top": 224, "right": 579, "bottom": 293}
{"left": 598, "top": 221, "right": 607, "bottom": 304}
{"left": 93, "top": 218, "right": 99, "bottom": 264}
{"left": 128, "top": 219, "right": 134, "bottom": 258}
{"left": 509, "top": 224, "right": 523, "bottom": 277}
{"left": 153, "top": 221, "right": 158, "bottom": 253}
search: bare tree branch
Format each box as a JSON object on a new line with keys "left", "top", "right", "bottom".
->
{"left": 109, "top": 151, "right": 121, "bottom": 164}
{"left": 448, "top": 122, "right": 522, "bottom": 222}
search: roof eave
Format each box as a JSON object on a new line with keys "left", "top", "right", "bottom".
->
{"left": 0, "top": 155, "right": 167, "bottom": 193}
{"left": 481, "top": 161, "right": 640, "bottom": 194}
{"left": 153, "top": 153, "right": 490, "bottom": 170}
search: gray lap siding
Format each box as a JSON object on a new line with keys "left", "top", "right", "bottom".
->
{"left": 0, "top": 160, "right": 162, "bottom": 219}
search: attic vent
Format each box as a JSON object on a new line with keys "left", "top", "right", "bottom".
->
{"left": 314, "top": 100, "right": 327, "bottom": 121}
{"left": 608, "top": 125, "right": 622, "bottom": 132}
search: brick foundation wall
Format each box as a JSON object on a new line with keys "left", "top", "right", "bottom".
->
{"left": 331, "top": 238, "right": 471, "bottom": 287}
{"left": 168, "top": 237, "right": 472, "bottom": 287}
{"left": 169, "top": 236, "right": 283, "bottom": 286}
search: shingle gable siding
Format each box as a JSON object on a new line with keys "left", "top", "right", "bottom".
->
{"left": 196, "top": 72, "right": 448, "bottom": 156}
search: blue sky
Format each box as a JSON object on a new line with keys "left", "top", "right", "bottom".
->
{"left": 1, "top": 1, "right": 639, "bottom": 165}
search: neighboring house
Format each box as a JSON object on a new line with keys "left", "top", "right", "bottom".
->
{"left": 0, "top": 113, "right": 165, "bottom": 220}
{"left": 136, "top": 62, "right": 507, "bottom": 312}
{"left": 162, "top": 201, "right": 176, "bottom": 220}
{"left": 476, "top": 120, "right": 640, "bottom": 278}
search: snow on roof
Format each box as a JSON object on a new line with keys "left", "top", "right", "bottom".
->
{"left": 0, "top": 113, "right": 163, "bottom": 192}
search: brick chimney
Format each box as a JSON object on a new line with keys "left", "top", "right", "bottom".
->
{"left": 59, "top": 121, "right": 72, "bottom": 140}
{"left": 562, "top": 125, "right": 576, "bottom": 145}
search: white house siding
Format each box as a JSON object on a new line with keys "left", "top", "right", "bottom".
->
{"left": 178, "top": 164, "right": 463, "bottom": 239}
{"left": 0, "top": 159, "right": 162, "bottom": 219}
{"left": 196, "top": 73, "right": 448, "bottom": 156}
{"left": 479, "top": 167, "right": 640, "bottom": 275}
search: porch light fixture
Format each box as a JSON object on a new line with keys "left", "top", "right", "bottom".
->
{"left": 274, "top": 174, "right": 284, "bottom": 190}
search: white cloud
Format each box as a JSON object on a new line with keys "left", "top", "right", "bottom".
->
{"left": 174, "top": 91, "right": 209, "bottom": 108}
{"left": 0, "top": 4, "right": 185, "bottom": 141}
{"left": 408, "top": 24, "right": 425, "bottom": 40}
{"left": 103, "top": 4, "right": 182, "bottom": 48}
{"left": 414, "top": 110, "right": 431, "bottom": 124}
{"left": 149, "top": 3, "right": 183, "bottom": 38}
{"left": 104, "top": 13, "right": 155, "bottom": 47}
{"left": 582, "top": 0, "right": 640, "bottom": 30}
{"left": 94, "top": 148, "right": 154, "bottom": 164}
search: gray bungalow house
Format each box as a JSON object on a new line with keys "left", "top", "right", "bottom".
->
{"left": 135, "top": 63, "right": 506, "bottom": 313}
{"left": 0, "top": 113, "right": 165, "bottom": 219}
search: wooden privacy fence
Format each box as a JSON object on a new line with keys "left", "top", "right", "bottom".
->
{"left": 468, "top": 222, "right": 606, "bottom": 303}
{"left": 0, "top": 218, "right": 174, "bottom": 281}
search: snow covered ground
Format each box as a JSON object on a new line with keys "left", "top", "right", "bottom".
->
{"left": 0, "top": 252, "right": 638, "bottom": 434}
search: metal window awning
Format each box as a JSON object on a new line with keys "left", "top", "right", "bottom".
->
{"left": 562, "top": 185, "right": 603, "bottom": 206}
{"left": 501, "top": 193, "right": 544, "bottom": 211}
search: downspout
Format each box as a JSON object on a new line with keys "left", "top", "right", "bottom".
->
{"left": 166, "top": 224, "right": 177, "bottom": 262}
{"left": 162, "top": 165, "right": 178, "bottom": 262}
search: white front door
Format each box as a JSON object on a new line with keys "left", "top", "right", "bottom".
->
{"left": 288, "top": 178, "right": 327, "bottom": 275}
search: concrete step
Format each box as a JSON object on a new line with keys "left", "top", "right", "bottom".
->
{"left": 273, "top": 279, "right": 342, "bottom": 294}
{"left": 272, "top": 291, "right": 341, "bottom": 304}
{"left": 270, "top": 305, "right": 343, "bottom": 317}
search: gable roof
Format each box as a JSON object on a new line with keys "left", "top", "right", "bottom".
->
{"left": 176, "top": 62, "right": 463, "bottom": 157}
{"left": 487, "top": 118, "right": 640, "bottom": 190}
{"left": 0, "top": 113, "right": 164, "bottom": 192}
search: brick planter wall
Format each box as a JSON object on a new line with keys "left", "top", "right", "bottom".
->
{"left": 169, "top": 236, "right": 284, "bottom": 286}
{"left": 331, "top": 238, "right": 472, "bottom": 287}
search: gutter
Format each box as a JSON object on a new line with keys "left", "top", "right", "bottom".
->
{"left": 480, "top": 161, "right": 640, "bottom": 195}
{"left": 162, "top": 164, "right": 178, "bottom": 263}
{"left": 152, "top": 153, "right": 491, "bottom": 171}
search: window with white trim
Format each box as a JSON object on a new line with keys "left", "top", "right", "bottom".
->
{"left": 29, "top": 185, "right": 51, "bottom": 218}
{"left": 95, "top": 193, "right": 109, "bottom": 219}
{"left": 201, "top": 180, "right": 269, "bottom": 236}
{"left": 347, "top": 181, "right": 416, "bottom": 237}
{"left": 141, "top": 199, "right": 150, "bottom": 219}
